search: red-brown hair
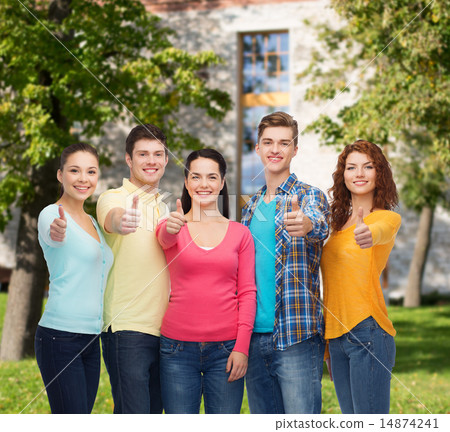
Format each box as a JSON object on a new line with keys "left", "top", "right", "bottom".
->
{"left": 329, "top": 140, "right": 398, "bottom": 231}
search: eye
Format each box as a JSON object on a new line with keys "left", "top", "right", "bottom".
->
{"left": 88, "top": 170, "right": 97, "bottom": 175}
{"left": 70, "top": 169, "right": 79, "bottom": 173}
{"left": 281, "top": 142, "right": 290, "bottom": 147}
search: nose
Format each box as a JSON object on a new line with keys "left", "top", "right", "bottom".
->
{"left": 199, "top": 177, "right": 208, "bottom": 188}
{"left": 356, "top": 167, "right": 365, "bottom": 177}
{"left": 79, "top": 171, "right": 88, "bottom": 182}
{"left": 271, "top": 143, "right": 282, "bottom": 154}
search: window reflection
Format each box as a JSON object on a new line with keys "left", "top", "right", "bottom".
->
{"left": 240, "top": 32, "right": 289, "bottom": 195}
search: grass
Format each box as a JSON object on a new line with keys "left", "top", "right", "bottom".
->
{"left": 0, "top": 292, "right": 449, "bottom": 414}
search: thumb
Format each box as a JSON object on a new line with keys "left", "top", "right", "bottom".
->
{"left": 356, "top": 207, "right": 364, "bottom": 227}
{"left": 176, "top": 198, "right": 184, "bottom": 215}
{"left": 291, "top": 194, "right": 300, "bottom": 212}
{"left": 131, "top": 194, "right": 139, "bottom": 211}
{"left": 225, "top": 354, "right": 233, "bottom": 373}
{"left": 58, "top": 205, "right": 66, "bottom": 221}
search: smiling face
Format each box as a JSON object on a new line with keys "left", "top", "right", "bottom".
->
{"left": 184, "top": 157, "right": 224, "bottom": 211}
{"left": 256, "top": 126, "right": 298, "bottom": 179}
{"left": 344, "top": 151, "right": 377, "bottom": 198}
{"left": 57, "top": 151, "right": 99, "bottom": 202}
{"left": 126, "top": 139, "right": 168, "bottom": 190}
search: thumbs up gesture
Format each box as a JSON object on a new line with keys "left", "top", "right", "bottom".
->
{"left": 354, "top": 207, "right": 373, "bottom": 249}
{"left": 284, "top": 194, "right": 313, "bottom": 237}
{"left": 166, "top": 199, "right": 186, "bottom": 235}
{"left": 50, "top": 205, "right": 67, "bottom": 242}
{"left": 118, "top": 195, "right": 141, "bottom": 235}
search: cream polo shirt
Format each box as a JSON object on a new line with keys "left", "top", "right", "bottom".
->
{"left": 97, "top": 178, "right": 170, "bottom": 336}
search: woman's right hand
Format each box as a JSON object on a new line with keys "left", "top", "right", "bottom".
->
{"left": 166, "top": 199, "right": 186, "bottom": 235}
{"left": 50, "top": 205, "right": 67, "bottom": 242}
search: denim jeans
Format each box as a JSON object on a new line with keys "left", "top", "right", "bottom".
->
{"left": 101, "top": 328, "right": 162, "bottom": 414}
{"left": 246, "top": 333, "right": 325, "bottom": 414}
{"left": 328, "top": 316, "right": 396, "bottom": 414}
{"left": 160, "top": 336, "right": 244, "bottom": 413}
{"left": 34, "top": 325, "right": 100, "bottom": 414}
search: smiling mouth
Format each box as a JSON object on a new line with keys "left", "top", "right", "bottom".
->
{"left": 354, "top": 181, "right": 368, "bottom": 186}
{"left": 268, "top": 156, "right": 282, "bottom": 163}
{"left": 144, "top": 168, "right": 157, "bottom": 174}
{"left": 74, "top": 186, "right": 89, "bottom": 191}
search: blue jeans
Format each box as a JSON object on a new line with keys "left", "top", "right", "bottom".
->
{"left": 34, "top": 325, "right": 100, "bottom": 414}
{"left": 101, "top": 328, "right": 162, "bottom": 414}
{"left": 246, "top": 333, "right": 324, "bottom": 414}
{"left": 329, "top": 316, "right": 396, "bottom": 414}
{"left": 160, "top": 336, "right": 244, "bottom": 413}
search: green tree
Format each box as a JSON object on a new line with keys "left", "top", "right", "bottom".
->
{"left": 0, "top": 0, "right": 231, "bottom": 360}
{"left": 300, "top": 0, "right": 449, "bottom": 307}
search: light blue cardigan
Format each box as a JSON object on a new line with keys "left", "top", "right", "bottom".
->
{"left": 38, "top": 204, "right": 113, "bottom": 334}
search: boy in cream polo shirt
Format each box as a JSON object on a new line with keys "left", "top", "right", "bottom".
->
{"left": 97, "top": 124, "right": 170, "bottom": 414}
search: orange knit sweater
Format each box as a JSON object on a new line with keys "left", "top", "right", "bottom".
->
{"left": 321, "top": 210, "right": 401, "bottom": 344}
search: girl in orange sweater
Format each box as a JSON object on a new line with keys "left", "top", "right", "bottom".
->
{"left": 321, "top": 140, "right": 401, "bottom": 413}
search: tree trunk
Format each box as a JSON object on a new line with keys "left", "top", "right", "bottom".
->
{"left": 403, "top": 206, "right": 434, "bottom": 307}
{"left": 0, "top": 160, "right": 59, "bottom": 360}
{"left": 0, "top": 0, "right": 72, "bottom": 361}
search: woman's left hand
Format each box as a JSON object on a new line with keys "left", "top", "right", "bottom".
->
{"left": 354, "top": 207, "right": 373, "bottom": 249}
{"left": 226, "top": 351, "right": 248, "bottom": 382}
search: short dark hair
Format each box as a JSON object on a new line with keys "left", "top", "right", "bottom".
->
{"left": 181, "top": 148, "right": 229, "bottom": 218}
{"left": 257, "top": 111, "right": 299, "bottom": 146}
{"left": 125, "top": 124, "right": 168, "bottom": 157}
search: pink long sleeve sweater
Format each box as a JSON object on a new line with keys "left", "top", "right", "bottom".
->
{"left": 156, "top": 220, "right": 257, "bottom": 356}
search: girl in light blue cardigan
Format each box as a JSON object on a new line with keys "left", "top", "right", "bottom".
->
{"left": 35, "top": 143, "right": 113, "bottom": 413}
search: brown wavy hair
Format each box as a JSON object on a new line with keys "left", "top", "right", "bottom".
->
{"left": 329, "top": 140, "right": 398, "bottom": 231}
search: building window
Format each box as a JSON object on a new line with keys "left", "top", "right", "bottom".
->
{"left": 239, "top": 32, "right": 290, "bottom": 196}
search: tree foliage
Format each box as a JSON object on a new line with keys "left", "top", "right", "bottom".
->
{"left": 0, "top": 0, "right": 232, "bottom": 230}
{"left": 300, "top": 0, "right": 449, "bottom": 210}
{"left": 300, "top": 0, "right": 449, "bottom": 306}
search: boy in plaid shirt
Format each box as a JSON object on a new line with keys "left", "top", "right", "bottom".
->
{"left": 241, "top": 111, "right": 329, "bottom": 413}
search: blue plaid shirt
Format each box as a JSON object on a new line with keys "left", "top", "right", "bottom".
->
{"left": 241, "top": 173, "right": 329, "bottom": 350}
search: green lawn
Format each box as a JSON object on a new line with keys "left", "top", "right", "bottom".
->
{"left": 0, "top": 292, "right": 449, "bottom": 414}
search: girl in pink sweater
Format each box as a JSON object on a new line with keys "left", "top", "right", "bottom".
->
{"left": 156, "top": 149, "right": 256, "bottom": 413}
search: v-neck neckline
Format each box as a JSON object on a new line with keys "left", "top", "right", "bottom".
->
{"left": 185, "top": 221, "right": 231, "bottom": 252}
{"left": 54, "top": 205, "right": 101, "bottom": 245}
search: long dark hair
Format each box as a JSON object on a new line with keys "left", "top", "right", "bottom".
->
{"left": 181, "top": 149, "right": 229, "bottom": 218}
{"left": 329, "top": 140, "right": 398, "bottom": 231}
{"left": 59, "top": 143, "right": 99, "bottom": 197}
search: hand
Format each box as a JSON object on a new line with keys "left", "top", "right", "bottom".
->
{"left": 354, "top": 207, "right": 373, "bottom": 249}
{"left": 226, "top": 351, "right": 248, "bottom": 382}
{"left": 166, "top": 199, "right": 186, "bottom": 235}
{"left": 325, "top": 357, "right": 333, "bottom": 382}
{"left": 118, "top": 195, "right": 141, "bottom": 235}
{"left": 284, "top": 194, "right": 312, "bottom": 237}
{"left": 50, "top": 205, "right": 67, "bottom": 242}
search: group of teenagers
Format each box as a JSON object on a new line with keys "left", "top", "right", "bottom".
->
{"left": 35, "top": 111, "right": 401, "bottom": 415}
